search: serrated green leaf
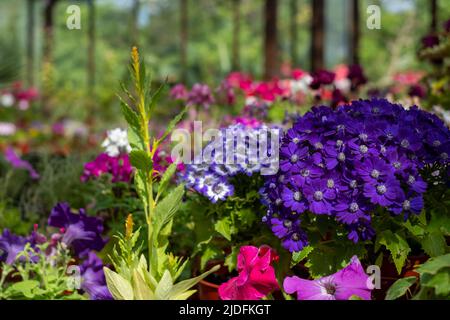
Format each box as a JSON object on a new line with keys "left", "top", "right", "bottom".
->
{"left": 158, "top": 106, "right": 188, "bottom": 144}
{"left": 119, "top": 99, "right": 140, "bottom": 131}
{"left": 377, "top": 231, "right": 411, "bottom": 274}
{"left": 104, "top": 267, "right": 134, "bottom": 300}
{"left": 214, "top": 217, "right": 232, "bottom": 241}
{"left": 421, "top": 231, "right": 446, "bottom": 257}
{"left": 200, "top": 245, "right": 221, "bottom": 270}
{"left": 147, "top": 80, "right": 167, "bottom": 115}
{"left": 157, "top": 162, "right": 177, "bottom": 197}
{"left": 416, "top": 254, "right": 450, "bottom": 275}
{"left": 130, "top": 150, "right": 152, "bottom": 171}
{"left": 291, "top": 246, "right": 314, "bottom": 267}
{"left": 153, "top": 184, "right": 185, "bottom": 237}
{"left": 385, "top": 276, "right": 416, "bottom": 300}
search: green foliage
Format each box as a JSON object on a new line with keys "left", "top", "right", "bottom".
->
{"left": 376, "top": 230, "right": 411, "bottom": 275}
{"left": 104, "top": 48, "right": 217, "bottom": 300}
{"left": 0, "top": 243, "right": 84, "bottom": 300}
{"left": 386, "top": 254, "right": 450, "bottom": 300}
{"left": 385, "top": 276, "right": 417, "bottom": 300}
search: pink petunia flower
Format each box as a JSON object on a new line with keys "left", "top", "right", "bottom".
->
{"left": 283, "top": 256, "right": 373, "bottom": 300}
{"left": 218, "top": 245, "right": 279, "bottom": 300}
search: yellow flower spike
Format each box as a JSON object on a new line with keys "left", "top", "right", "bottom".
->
{"left": 125, "top": 214, "right": 134, "bottom": 240}
{"left": 131, "top": 46, "right": 140, "bottom": 67}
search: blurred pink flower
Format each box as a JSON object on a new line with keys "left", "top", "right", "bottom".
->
{"left": 170, "top": 84, "right": 188, "bottom": 101}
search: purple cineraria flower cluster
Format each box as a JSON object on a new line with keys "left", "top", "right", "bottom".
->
{"left": 260, "top": 98, "right": 450, "bottom": 252}
{"left": 182, "top": 124, "right": 277, "bottom": 203}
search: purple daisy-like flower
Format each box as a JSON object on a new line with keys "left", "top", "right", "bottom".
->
{"left": 284, "top": 256, "right": 372, "bottom": 300}
{"left": 355, "top": 157, "right": 393, "bottom": 184}
{"left": 390, "top": 193, "right": 424, "bottom": 220}
{"left": 303, "top": 179, "right": 334, "bottom": 215}
{"left": 335, "top": 198, "right": 372, "bottom": 225}
{"left": 48, "top": 203, "right": 107, "bottom": 257}
{"left": 281, "top": 187, "right": 307, "bottom": 213}
{"left": 280, "top": 142, "right": 308, "bottom": 172}
{"left": 363, "top": 178, "right": 404, "bottom": 207}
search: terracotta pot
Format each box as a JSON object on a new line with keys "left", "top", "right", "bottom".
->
{"left": 198, "top": 279, "right": 220, "bottom": 300}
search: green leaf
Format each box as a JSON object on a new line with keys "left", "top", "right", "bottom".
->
{"left": 153, "top": 184, "right": 185, "bottom": 236}
{"left": 421, "top": 231, "right": 446, "bottom": 257}
{"left": 416, "top": 254, "right": 450, "bottom": 275}
{"left": 154, "top": 270, "right": 173, "bottom": 300}
{"left": 224, "top": 246, "right": 239, "bottom": 272}
{"left": 157, "top": 106, "right": 188, "bottom": 144}
{"left": 349, "top": 294, "right": 364, "bottom": 300}
{"left": 377, "top": 231, "right": 411, "bottom": 274}
{"left": 103, "top": 267, "right": 134, "bottom": 300}
{"left": 119, "top": 98, "right": 140, "bottom": 131}
{"left": 291, "top": 246, "right": 314, "bottom": 267}
{"left": 147, "top": 80, "right": 167, "bottom": 115}
{"left": 429, "top": 210, "right": 450, "bottom": 236}
{"left": 214, "top": 217, "right": 232, "bottom": 241}
{"left": 130, "top": 150, "right": 152, "bottom": 171}
{"left": 157, "top": 162, "right": 177, "bottom": 197}
{"left": 200, "top": 245, "right": 221, "bottom": 270}
{"left": 236, "top": 208, "right": 257, "bottom": 227}
{"left": 7, "top": 280, "right": 39, "bottom": 298}
{"left": 134, "top": 171, "right": 149, "bottom": 214}
{"left": 168, "top": 265, "right": 220, "bottom": 300}
{"left": 385, "top": 276, "right": 416, "bottom": 300}
{"left": 420, "top": 270, "right": 450, "bottom": 296}
{"left": 132, "top": 269, "right": 154, "bottom": 300}
{"left": 127, "top": 125, "right": 145, "bottom": 151}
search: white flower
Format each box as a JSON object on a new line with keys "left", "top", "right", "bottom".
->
{"left": 334, "top": 78, "right": 351, "bottom": 93}
{"left": 101, "top": 128, "right": 131, "bottom": 157}
{"left": 0, "top": 122, "right": 16, "bottom": 136}
{"left": 1, "top": 93, "right": 15, "bottom": 107}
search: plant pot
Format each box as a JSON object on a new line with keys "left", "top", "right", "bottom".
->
{"left": 194, "top": 260, "right": 232, "bottom": 300}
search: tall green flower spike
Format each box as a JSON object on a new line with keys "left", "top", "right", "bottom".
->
{"left": 103, "top": 47, "right": 218, "bottom": 300}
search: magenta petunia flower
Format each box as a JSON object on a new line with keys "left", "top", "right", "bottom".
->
{"left": 81, "top": 153, "right": 133, "bottom": 183}
{"left": 283, "top": 256, "right": 372, "bottom": 300}
{"left": 219, "top": 245, "right": 279, "bottom": 300}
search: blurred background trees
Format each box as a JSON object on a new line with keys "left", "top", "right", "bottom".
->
{"left": 0, "top": 0, "right": 449, "bottom": 119}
